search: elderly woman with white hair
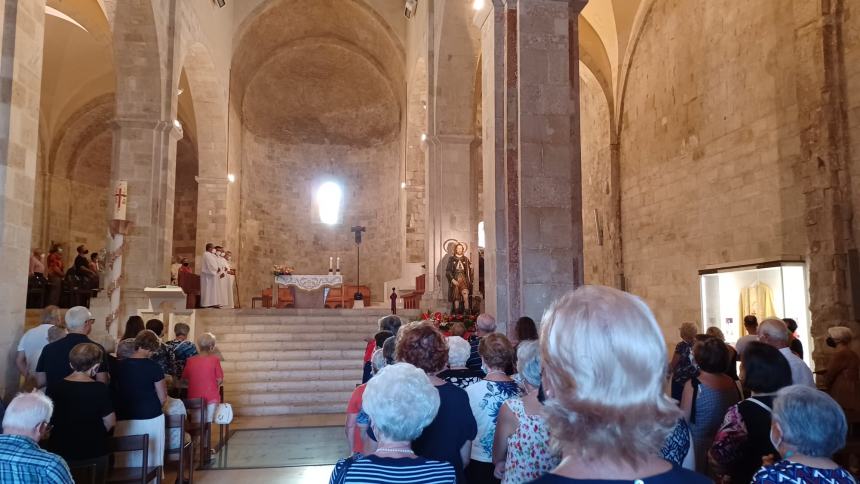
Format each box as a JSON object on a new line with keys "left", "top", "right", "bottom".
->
{"left": 329, "top": 363, "right": 456, "bottom": 483}
{"left": 438, "top": 336, "right": 485, "bottom": 389}
{"left": 822, "top": 326, "right": 860, "bottom": 412}
{"left": 752, "top": 385, "right": 855, "bottom": 483}
{"left": 530, "top": 286, "right": 709, "bottom": 483}
{"left": 492, "top": 340, "right": 559, "bottom": 483}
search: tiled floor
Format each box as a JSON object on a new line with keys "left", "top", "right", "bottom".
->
{"left": 169, "top": 415, "right": 345, "bottom": 483}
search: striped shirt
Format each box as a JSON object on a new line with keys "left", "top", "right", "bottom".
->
{"left": 330, "top": 454, "right": 456, "bottom": 484}
{"left": 0, "top": 434, "right": 73, "bottom": 484}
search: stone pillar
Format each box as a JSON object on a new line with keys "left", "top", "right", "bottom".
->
{"left": 478, "top": 1, "right": 510, "bottom": 326}
{"left": 515, "top": 0, "right": 585, "bottom": 319}
{"left": 0, "top": 0, "right": 46, "bottom": 398}
{"left": 423, "top": 135, "right": 477, "bottom": 310}
{"left": 791, "top": 0, "right": 858, "bottom": 367}
{"left": 110, "top": 119, "right": 180, "bottom": 320}
{"left": 194, "top": 176, "right": 228, "bottom": 268}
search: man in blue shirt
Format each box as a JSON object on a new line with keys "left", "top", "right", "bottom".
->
{"left": 0, "top": 392, "right": 73, "bottom": 483}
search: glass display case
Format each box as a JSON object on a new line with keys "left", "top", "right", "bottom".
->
{"left": 699, "top": 261, "right": 812, "bottom": 367}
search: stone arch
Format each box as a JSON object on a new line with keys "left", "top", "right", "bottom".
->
{"left": 177, "top": 42, "right": 227, "bottom": 266}
{"left": 579, "top": 63, "right": 616, "bottom": 286}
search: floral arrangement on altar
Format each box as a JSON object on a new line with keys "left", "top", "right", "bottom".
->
{"left": 421, "top": 311, "right": 477, "bottom": 332}
{"left": 272, "top": 264, "right": 295, "bottom": 276}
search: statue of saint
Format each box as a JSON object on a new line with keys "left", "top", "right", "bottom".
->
{"left": 445, "top": 242, "right": 473, "bottom": 314}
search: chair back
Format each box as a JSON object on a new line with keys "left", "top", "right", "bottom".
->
{"left": 165, "top": 413, "right": 187, "bottom": 455}
{"left": 69, "top": 462, "right": 97, "bottom": 484}
{"left": 109, "top": 433, "right": 149, "bottom": 482}
{"left": 183, "top": 397, "right": 206, "bottom": 425}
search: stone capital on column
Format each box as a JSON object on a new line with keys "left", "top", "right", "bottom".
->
{"left": 111, "top": 117, "right": 162, "bottom": 131}
{"left": 434, "top": 134, "right": 475, "bottom": 145}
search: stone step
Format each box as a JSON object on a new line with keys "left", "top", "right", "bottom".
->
{"left": 225, "top": 379, "right": 358, "bottom": 393}
{"left": 224, "top": 390, "right": 353, "bottom": 406}
{"left": 219, "top": 349, "right": 364, "bottom": 362}
{"left": 223, "top": 368, "right": 361, "bottom": 383}
{"left": 217, "top": 340, "right": 362, "bottom": 352}
{"left": 203, "top": 324, "right": 377, "bottom": 334}
{"left": 217, "top": 331, "right": 369, "bottom": 343}
{"left": 221, "top": 359, "right": 360, "bottom": 372}
{"left": 234, "top": 402, "right": 346, "bottom": 416}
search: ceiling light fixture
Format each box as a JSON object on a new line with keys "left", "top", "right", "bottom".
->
{"left": 420, "top": 133, "right": 427, "bottom": 142}
{"left": 472, "top": 0, "right": 485, "bottom": 11}
{"left": 227, "top": 173, "right": 236, "bottom": 183}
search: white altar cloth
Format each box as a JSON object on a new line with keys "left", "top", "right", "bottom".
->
{"left": 273, "top": 274, "right": 344, "bottom": 308}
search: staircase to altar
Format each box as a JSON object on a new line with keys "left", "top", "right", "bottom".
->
{"left": 196, "top": 308, "right": 420, "bottom": 416}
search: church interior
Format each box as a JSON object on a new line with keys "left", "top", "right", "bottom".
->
{"left": 1, "top": 0, "right": 860, "bottom": 482}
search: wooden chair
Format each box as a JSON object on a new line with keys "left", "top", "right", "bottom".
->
{"left": 68, "top": 462, "right": 97, "bottom": 484}
{"left": 182, "top": 398, "right": 211, "bottom": 466}
{"left": 165, "top": 414, "right": 194, "bottom": 484}
{"left": 107, "top": 434, "right": 162, "bottom": 484}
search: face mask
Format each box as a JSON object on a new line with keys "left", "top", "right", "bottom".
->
{"left": 769, "top": 427, "right": 781, "bottom": 451}
{"left": 826, "top": 337, "right": 838, "bottom": 348}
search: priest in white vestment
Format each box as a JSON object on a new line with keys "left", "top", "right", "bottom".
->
{"left": 224, "top": 251, "right": 236, "bottom": 309}
{"left": 200, "top": 243, "right": 222, "bottom": 308}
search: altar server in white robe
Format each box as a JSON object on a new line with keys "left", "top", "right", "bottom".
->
{"left": 214, "top": 246, "right": 229, "bottom": 308}
{"left": 224, "top": 251, "right": 236, "bottom": 309}
{"left": 201, "top": 243, "right": 222, "bottom": 308}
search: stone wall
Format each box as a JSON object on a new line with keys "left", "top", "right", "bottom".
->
{"left": 580, "top": 72, "right": 614, "bottom": 286}
{"left": 237, "top": 133, "right": 402, "bottom": 306}
{"left": 619, "top": 0, "right": 805, "bottom": 338}
{"left": 172, "top": 137, "right": 198, "bottom": 266}
{"left": 845, "top": 1, "right": 860, "bottom": 251}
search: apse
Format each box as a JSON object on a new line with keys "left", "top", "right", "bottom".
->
{"left": 232, "top": 0, "right": 405, "bottom": 304}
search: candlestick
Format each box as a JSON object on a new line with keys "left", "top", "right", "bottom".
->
{"left": 329, "top": 256, "right": 333, "bottom": 271}
{"left": 336, "top": 257, "right": 340, "bottom": 271}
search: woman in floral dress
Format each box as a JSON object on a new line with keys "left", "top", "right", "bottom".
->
{"left": 466, "top": 334, "right": 522, "bottom": 484}
{"left": 492, "top": 341, "right": 559, "bottom": 484}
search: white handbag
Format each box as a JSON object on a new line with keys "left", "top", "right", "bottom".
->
{"left": 214, "top": 402, "right": 233, "bottom": 425}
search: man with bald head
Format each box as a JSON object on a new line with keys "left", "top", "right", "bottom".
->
{"left": 758, "top": 318, "right": 815, "bottom": 387}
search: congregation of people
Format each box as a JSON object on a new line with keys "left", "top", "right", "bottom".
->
{"left": 337, "top": 286, "right": 859, "bottom": 484}
{"left": 28, "top": 244, "right": 102, "bottom": 308}
{"left": 1, "top": 305, "right": 225, "bottom": 483}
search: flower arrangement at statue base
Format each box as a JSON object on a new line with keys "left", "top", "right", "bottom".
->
{"left": 272, "top": 264, "right": 295, "bottom": 276}
{"left": 421, "top": 311, "right": 477, "bottom": 332}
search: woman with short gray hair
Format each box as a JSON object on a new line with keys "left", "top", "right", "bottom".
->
{"left": 329, "top": 363, "right": 455, "bottom": 483}
{"left": 438, "top": 336, "right": 484, "bottom": 389}
{"left": 752, "top": 384, "right": 854, "bottom": 483}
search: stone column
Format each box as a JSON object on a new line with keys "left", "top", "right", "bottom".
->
{"left": 791, "top": 0, "right": 858, "bottom": 367}
{"left": 0, "top": 0, "right": 46, "bottom": 398}
{"left": 478, "top": 1, "right": 510, "bottom": 326}
{"left": 109, "top": 119, "right": 180, "bottom": 320}
{"left": 423, "top": 135, "right": 477, "bottom": 310}
{"left": 516, "top": 0, "right": 585, "bottom": 319}
{"left": 194, "top": 176, "right": 229, "bottom": 268}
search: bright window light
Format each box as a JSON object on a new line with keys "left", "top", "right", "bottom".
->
{"left": 478, "top": 221, "right": 486, "bottom": 248}
{"left": 317, "top": 182, "right": 343, "bottom": 225}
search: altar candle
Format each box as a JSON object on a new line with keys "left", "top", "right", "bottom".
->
{"left": 329, "top": 257, "right": 333, "bottom": 271}
{"left": 336, "top": 257, "right": 340, "bottom": 271}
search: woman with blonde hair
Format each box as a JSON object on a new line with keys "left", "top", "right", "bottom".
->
{"left": 531, "top": 285, "right": 709, "bottom": 483}
{"left": 669, "top": 321, "right": 699, "bottom": 401}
